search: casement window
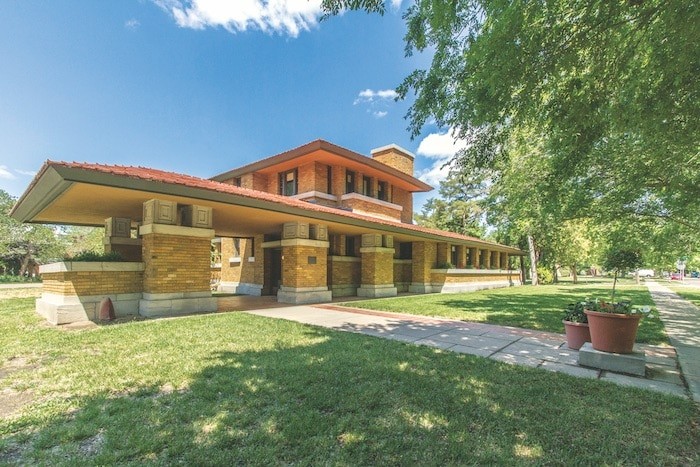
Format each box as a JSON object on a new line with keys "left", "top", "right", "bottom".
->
{"left": 233, "top": 177, "right": 242, "bottom": 187}
{"left": 345, "top": 170, "right": 356, "bottom": 194}
{"left": 362, "top": 175, "right": 372, "bottom": 197}
{"left": 377, "top": 181, "right": 388, "bottom": 201}
{"left": 451, "top": 245, "right": 458, "bottom": 266}
{"left": 398, "top": 242, "right": 412, "bottom": 259}
{"left": 345, "top": 236, "right": 356, "bottom": 256}
{"left": 279, "top": 169, "right": 298, "bottom": 196}
{"left": 327, "top": 165, "right": 333, "bottom": 194}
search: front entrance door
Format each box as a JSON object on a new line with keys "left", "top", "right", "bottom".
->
{"left": 264, "top": 247, "right": 282, "bottom": 296}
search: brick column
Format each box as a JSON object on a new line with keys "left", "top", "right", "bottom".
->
{"left": 357, "top": 234, "right": 397, "bottom": 298}
{"left": 468, "top": 247, "right": 478, "bottom": 268}
{"left": 277, "top": 222, "right": 332, "bottom": 304}
{"left": 483, "top": 249, "right": 491, "bottom": 269}
{"left": 456, "top": 245, "right": 466, "bottom": 268}
{"left": 139, "top": 199, "right": 217, "bottom": 317}
{"left": 436, "top": 242, "right": 449, "bottom": 266}
{"left": 139, "top": 224, "right": 217, "bottom": 316}
{"left": 500, "top": 252, "right": 509, "bottom": 269}
{"left": 409, "top": 241, "right": 436, "bottom": 293}
{"left": 491, "top": 251, "right": 499, "bottom": 269}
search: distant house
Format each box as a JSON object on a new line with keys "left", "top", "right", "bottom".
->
{"left": 11, "top": 140, "right": 524, "bottom": 324}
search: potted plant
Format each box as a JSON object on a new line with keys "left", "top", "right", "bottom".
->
{"left": 584, "top": 299, "right": 654, "bottom": 354}
{"left": 563, "top": 301, "right": 590, "bottom": 350}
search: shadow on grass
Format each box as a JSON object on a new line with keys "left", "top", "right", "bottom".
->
{"left": 349, "top": 284, "right": 668, "bottom": 345}
{"left": 1, "top": 327, "right": 695, "bottom": 465}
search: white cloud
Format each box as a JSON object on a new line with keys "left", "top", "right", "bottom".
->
{"left": 415, "top": 129, "right": 468, "bottom": 187}
{"left": 125, "top": 18, "right": 141, "bottom": 30}
{"left": 0, "top": 165, "right": 16, "bottom": 180}
{"left": 154, "top": 0, "right": 323, "bottom": 37}
{"left": 390, "top": 0, "right": 404, "bottom": 10}
{"left": 416, "top": 130, "right": 468, "bottom": 159}
{"left": 15, "top": 169, "right": 37, "bottom": 177}
{"left": 373, "top": 111, "right": 388, "bottom": 118}
{"left": 354, "top": 88, "right": 398, "bottom": 105}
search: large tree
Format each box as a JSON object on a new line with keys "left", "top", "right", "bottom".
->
{"left": 0, "top": 190, "right": 66, "bottom": 275}
{"left": 324, "top": 0, "right": 699, "bottom": 252}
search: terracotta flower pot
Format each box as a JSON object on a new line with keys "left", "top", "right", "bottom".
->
{"left": 584, "top": 310, "right": 642, "bottom": 354}
{"left": 562, "top": 320, "right": 591, "bottom": 350}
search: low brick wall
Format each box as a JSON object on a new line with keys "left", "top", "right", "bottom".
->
{"left": 429, "top": 268, "right": 520, "bottom": 293}
{"left": 393, "top": 259, "right": 412, "bottom": 292}
{"left": 38, "top": 261, "right": 144, "bottom": 324}
{"left": 41, "top": 262, "right": 144, "bottom": 296}
{"left": 329, "top": 256, "right": 360, "bottom": 297}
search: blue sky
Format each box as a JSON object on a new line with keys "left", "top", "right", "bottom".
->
{"left": 0, "top": 1, "right": 464, "bottom": 213}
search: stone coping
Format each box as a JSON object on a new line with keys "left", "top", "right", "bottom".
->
{"left": 40, "top": 261, "right": 145, "bottom": 273}
{"left": 431, "top": 268, "right": 516, "bottom": 275}
{"left": 393, "top": 259, "right": 412, "bottom": 264}
{"left": 329, "top": 255, "right": 361, "bottom": 262}
{"left": 340, "top": 192, "right": 404, "bottom": 211}
{"left": 291, "top": 190, "right": 337, "bottom": 202}
{"left": 139, "top": 223, "right": 215, "bottom": 238}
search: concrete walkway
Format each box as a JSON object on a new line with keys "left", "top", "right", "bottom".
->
{"left": 646, "top": 280, "right": 700, "bottom": 403}
{"left": 245, "top": 303, "right": 688, "bottom": 399}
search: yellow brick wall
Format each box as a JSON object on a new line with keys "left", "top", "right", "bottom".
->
{"left": 142, "top": 233, "right": 211, "bottom": 294}
{"left": 282, "top": 244, "right": 328, "bottom": 288}
{"left": 329, "top": 258, "right": 361, "bottom": 286}
{"left": 220, "top": 238, "right": 242, "bottom": 283}
{"left": 42, "top": 270, "right": 143, "bottom": 296}
{"left": 430, "top": 272, "right": 513, "bottom": 284}
{"left": 341, "top": 197, "right": 402, "bottom": 221}
{"left": 297, "top": 162, "right": 316, "bottom": 194}
{"left": 361, "top": 250, "right": 394, "bottom": 285}
{"left": 412, "top": 241, "right": 436, "bottom": 283}
{"left": 391, "top": 187, "right": 413, "bottom": 223}
{"left": 372, "top": 151, "right": 414, "bottom": 176}
{"left": 393, "top": 261, "right": 412, "bottom": 284}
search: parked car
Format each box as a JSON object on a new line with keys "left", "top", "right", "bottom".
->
{"left": 670, "top": 272, "right": 682, "bottom": 280}
{"left": 636, "top": 269, "right": 655, "bottom": 278}
{"left": 691, "top": 271, "right": 699, "bottom": 278}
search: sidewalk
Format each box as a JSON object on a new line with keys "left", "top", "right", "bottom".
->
{"left": 245, "top": 303, "right": 688, "bottom": 399}
{"left": 646, "top": 280, "right": 700, "bottom": 403}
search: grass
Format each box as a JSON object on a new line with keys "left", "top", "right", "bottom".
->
{"left": 344, "top": 278, "right": 668, "bottom": 344}
{"left": 1, "top": 294, "right": 698, "bottom": 464}
{"left": 670, "top": 286, "right": 700, "bottom": 307}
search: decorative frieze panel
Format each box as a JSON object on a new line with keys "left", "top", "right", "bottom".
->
{"left": 180, "top": 205, "right": 213, "bottom": 229}
{"left": 104, "top": 217, "right": 131, "bottom": 238}
{"left": 143, "top": 199, "right": 177, "bottom": 226}
{"left": 283, "top": 221, "right": 309, "bottom": 239}
{"left": 309, "top": 223, "right": 328, "bottom": 241}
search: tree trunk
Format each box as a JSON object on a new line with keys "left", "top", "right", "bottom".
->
{"left": 527, "top": 234, "right": 539, "bottom": 286}
{"left": 611, "top": 269, "right": 618, "bottom": 301}
{"left": 19, "top": 254, "right": 31, "bottom": 277}
{"left": 570, "top": 265, "right": 578, "bottom": 284}
{"left": 552, "top": 264, "right": 559, "bottom": 284}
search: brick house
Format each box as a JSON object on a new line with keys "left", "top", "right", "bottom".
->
{"left": 11, "top": 139, "right": 524, "bottom": 324}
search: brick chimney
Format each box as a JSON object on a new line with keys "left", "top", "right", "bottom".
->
{"left": 370, "top": 144, "right": 415, "bottom": 176}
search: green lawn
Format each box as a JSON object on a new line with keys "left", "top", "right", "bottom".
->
{"left": 670, "top": 286, "right": 700, "bottom": 307}
{"left": 344, "top": 279, "right": 667, "bottom": 344}
{"left": 1, "top": 295, "right": 698, "bottom": 464}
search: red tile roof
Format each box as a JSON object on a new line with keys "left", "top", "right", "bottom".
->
{"left": 26, "top": 160, "right": 521, "bottom": 252}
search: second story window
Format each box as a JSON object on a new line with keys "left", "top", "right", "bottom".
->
{"left": 233, "top": 177, "right": 242, "bottom": 187}
{"left": 346, "top": 170, "right": 356, "bottom": 194}
{"left": 327, "top": 165, "right": 332, "bottom": 194}
{"left": 362, "top": 176, "right": 372, "bottom": 197}
{"left": 378, "top": 181, "right": 388, "bottom": 201}
{"left": 279, "top": 169, "right": 298, "bottom": 196}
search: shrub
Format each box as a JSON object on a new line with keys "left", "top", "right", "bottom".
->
{"left": 536, "top": 266, "right": 553, "bottom": 285}
{"left": 67, "top": 251, "right": 123, "bottom": 262}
